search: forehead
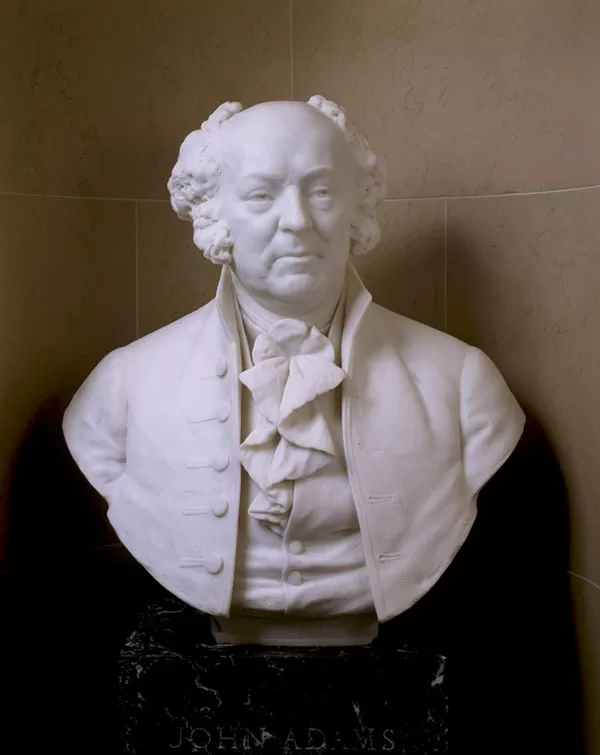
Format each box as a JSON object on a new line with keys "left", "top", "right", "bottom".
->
{"left": 218, "top": 104, "right": 352, "bottom": 178}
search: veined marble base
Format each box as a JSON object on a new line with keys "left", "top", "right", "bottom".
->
{"left": 118, "top": 595, "right": 448, "bottom": 754}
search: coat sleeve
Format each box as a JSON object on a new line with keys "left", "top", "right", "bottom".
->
{"left": 459, "top": 346, "right": 525, "bottom": 497}
{"left": 62, "top": 348, "right": 128, "bottom": 501}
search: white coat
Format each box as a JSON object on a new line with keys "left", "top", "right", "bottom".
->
{"left": 63, "top": 265, "right": 525, "bottom": 622}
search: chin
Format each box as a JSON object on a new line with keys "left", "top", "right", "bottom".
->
{"left": 270, "top": 272, "right": 321, "bottom": 302}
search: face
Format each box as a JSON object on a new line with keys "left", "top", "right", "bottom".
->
{"left": 217, "top": 102, "right": 359, "bottom": 315}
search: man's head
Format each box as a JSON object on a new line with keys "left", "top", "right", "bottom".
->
{"left": 168, "top": 96, "right": 386, "bottom": 314}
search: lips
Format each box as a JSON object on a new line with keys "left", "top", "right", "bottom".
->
{"left": 269, "top": 242, "right": 321, "bottom": 264}
{"left": 275, "top": 247, "right": 316, "bottom": 258}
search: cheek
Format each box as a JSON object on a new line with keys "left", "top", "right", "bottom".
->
{"left": 230, "top": 210, "right": 277, "bottom": 243}
{"left": 230, "top": 215, "right": 278, "bottom": 275}
{"left": 314, "top": 206, "right": 353, "bottom": 239}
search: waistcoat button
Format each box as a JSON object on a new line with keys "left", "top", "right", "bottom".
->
{"left": 288, "top": 540, "right": 304, "bottom": 555}
{"left": 287, "top": 571, "right": 303, "bottom": 586}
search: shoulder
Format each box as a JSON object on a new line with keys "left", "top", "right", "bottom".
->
{"left": 363, "top": 303, "right": 471, "bottom": 376}
{"left": 130, "top": 299, "right": 218, "bottom": 355}
{"left": 364, "top": 300, "right": 523, "bottom": 405}
{"left": 108, "top": 299, "right": 220, "bottom": 371}
{"left": 361, "top": 303, "right": 525, "bottom": 493}
{"left": 77, "top": 300, "right": 221, "bottom": 397}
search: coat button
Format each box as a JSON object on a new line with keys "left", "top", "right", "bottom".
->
{"left": 287, "top": 571, "right": 303, "bottom": 586}
{"left": 212, "top": 453, "right": 229, "bottom": 472}
{"left": 217, "top": 404, "right": 230, "bottom": 423}
{"left": 211, "top": 498, "right": 229, "bottom": 517}
{"left": 215, "top": 357, "right": 228, "bottom": 378}
{"left": 288, "top": 540, "right": 304, "bottom": 555}
{"left": 206, "top": 555, "right": 224, "bottom": 575}
{"left": 179, "top": 556, "right": 223, "bottom": 573}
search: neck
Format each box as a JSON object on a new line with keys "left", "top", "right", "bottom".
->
{"left": 230, "top": 272, "right": 344, "bottom": 333}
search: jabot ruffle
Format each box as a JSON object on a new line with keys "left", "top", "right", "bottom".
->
{"left": 239, "top": 318, "right": 345, "bottom": 535}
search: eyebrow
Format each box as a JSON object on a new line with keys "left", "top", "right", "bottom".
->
{"left": 240, "top": 167, "right": 337, "bottom": 183}
{"left": 239, "top": 172, "right": 281, "bottom": 182}
{"left": 301, "top": 166, "right": 336, "bottom": 180}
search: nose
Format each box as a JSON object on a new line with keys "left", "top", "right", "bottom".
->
{"left": 278, "top": 187, "right": 313, "bottom": 232}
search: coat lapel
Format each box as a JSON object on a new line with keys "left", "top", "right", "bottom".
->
{"left": 341, "top": 264, "right": 434, "bottom": 459}
{"left": 340, "top": 264, "right": 372, "bottom": 377}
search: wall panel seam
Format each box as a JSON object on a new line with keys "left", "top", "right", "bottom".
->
{"left": 568, "top": 570, "right": 600, "bottom": 592}
{"left": 2, "top": 184, "right": 599, "bottom": 204}
{"left": 384, "top": 183, "right": 600, "bottom": 203}
{"left": 134, "top": 201, "right": 139, "bottom": 340}
{"left": 289, "top": 0, "right": 294, "bottom": 99}
{"left": 0, "top": 191, "right": 159, "bottom": 203}
{"left": 443, "top": 197, "right": 448, "bottom": 333}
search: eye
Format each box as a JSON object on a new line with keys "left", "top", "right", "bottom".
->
{"left": 247, "top": 191, "right": 272, "bottom": 202}
{"left": 311, "top": 187, "right": 332, "bottom": 200}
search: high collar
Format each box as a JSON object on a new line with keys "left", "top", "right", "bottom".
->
{"left": 340, "top": 263, "right": 373, "bottom": 376}
{"left": 215, "top": 263, "right": 372, "bottom": 374}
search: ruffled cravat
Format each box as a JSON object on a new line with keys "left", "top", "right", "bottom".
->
{"left": 239, "top": 318, "right": 346, "bottom": 535}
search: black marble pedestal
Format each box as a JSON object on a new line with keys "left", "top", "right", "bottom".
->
{"left": 118, "top": 596, "right": 448, "bottom": 754}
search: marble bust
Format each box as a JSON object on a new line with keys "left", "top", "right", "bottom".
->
{"left": 63, "top": 96, "right": 525, "bottom": 646}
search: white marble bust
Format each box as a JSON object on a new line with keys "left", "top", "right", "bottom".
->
{"left": 63, "top": 96, "right": 525, "bottom": 646}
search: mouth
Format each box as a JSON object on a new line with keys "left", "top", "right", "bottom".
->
{"left": 275, "top": 248, "right": 318, "bottom": 260}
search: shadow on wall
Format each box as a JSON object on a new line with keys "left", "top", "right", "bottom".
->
{"left": 3, "top": 358, "right": 585, "bottom": 752}
{"left": 4, "top": 395, "right": 155, "bottom": 755}
{"left": 435, "top": 223, "right": 585, "bottom": 753}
